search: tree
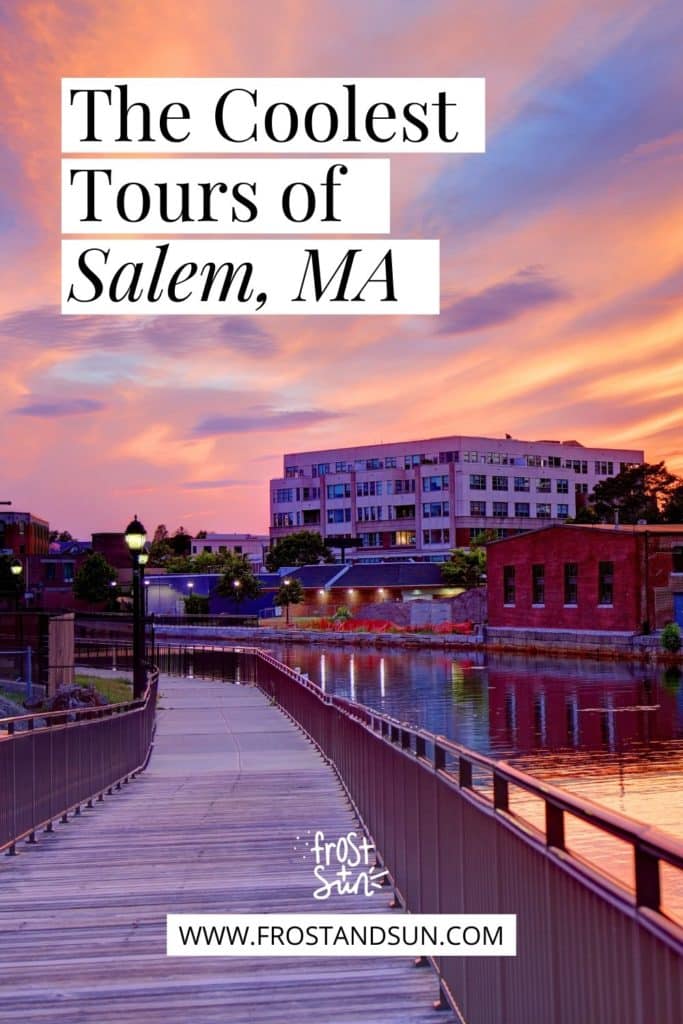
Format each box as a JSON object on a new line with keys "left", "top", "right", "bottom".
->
{"left": 169, "top": 527, "right": 192, "bottom": 556}
{"left": 153, "top": 524, "right": 169, "bottom": 543}
{"left": 195, "top": 529, "right": 208, "bottom": 539}
{"left": 49, "top": 529, "right": 74, "bottom": 544}
{"left": 214, "top": 553, "right": 262, "bottom": 603}
{"left": 589, "top": 461, "right": 679, "bottom": 524}
{"left": 662, "top": 483, "right": 683, "bottom": 524}
{"left": 265, "top": 531, "right": 334, "bottom": 571}
{"left": 73, "top": 552, "right": 117, "bottom": 603}
{"left": 441, "top": 540, "right": 487, "bottom": 589}
{"left": 274, "top": 577, "right": 304, "bottom": 623}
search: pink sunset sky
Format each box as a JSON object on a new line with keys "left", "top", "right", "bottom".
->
{"left": 1, "top": 0, "right": 682, "bottom": 538}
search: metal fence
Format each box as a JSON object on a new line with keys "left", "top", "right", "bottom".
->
{"left": 246, "top": 648, "right": 683, "bottom": 1024}
{"left": 0, "top": 665, "right": 158, "bottom": 855}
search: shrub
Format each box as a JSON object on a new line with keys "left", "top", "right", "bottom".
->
{"left": 661, "top": 622, "right": 682, "bottom": 653}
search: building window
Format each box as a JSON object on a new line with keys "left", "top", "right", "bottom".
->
{"left": 470, "top": 501, "right": 486, "bottom": 516}
{"left": 303, "top": 510, "right": 321, "bottom": 525}
{"left": 423, "top": 501, "right": 449, "bottom": 518}
{"left": 469, "top": 474, "right": 486, "bottom": 490}
{"left": 63, "top": 563, "right": 74, "bottom": 583}
{"left": 503, "top": 565, "right": 515, "bottom": 605}
{"left": 557, "top": 504, "right": 569, "bottom": 519}
{"left": 532, "top": 564, "right": 545, "bottom": 605}
{"left": 492, "top": 501, "right": 508, "bottom": 518}
{"left": 595, "top": 461, "right": 614, "bottom": 476}
{"left": 514, "top": 502, "right": 530, "bottom": 518}
{"left": 385, "top": 457, "right": 397, "bottom": 469}
{"left": 357, "top": 505, "right": 383, "bottom": 522}
{"left": 312, "top": 463, "right": 330, "bottom": 477}
{"left": 536, "top": 503, "right": 552, "bottom": 519}
{"left": 423, "top": 528, "right": 450, "bottom": 545}
{"left": 274, "top": 488, "right": 294, "bottom": 503}
{"left": 564, "top": 562, "right": 578, "bottom": 605}
{"left": 536, "top": 478, "right": 551, "bottom": 493}
{"left": 598, "top": 561, "right": 614, "bottom": 605}
{"left": 327, "top": 508, "right": 351, "bottom": 524}
{"left": 357, "top": 480, "right": 383, "bottom": 497}
{"left": 391, "top": 531, "right": 416, "bottom": 547}
{"left": 672, "top": 547, "right": 683, "bottom": 574}
{"left": 394, "top": 479, "right": 416, "bottom": 494}
{"left": 389, "top": 504, "right": 415, "bottom": 520}
{"left": 273, "top": 512, "right": 295, "bottom": 528}
{"left": 514, "top": 476, "right": 530, "bottom": 492}
{"left": 46, "top": 563, "right": 57, "bottom": 581}
{"left": 439, "top": 450, "right": 459, "bottom": 463}
{"left": 423, "top": 475, "right": 449, "bottom": 492}
{"left": 556, "top": 479, "right": 569, "bottom": 494}
{"left": 328, "top": 483, "right": 351, "bottom": 499}
{"left": 360, "top": 532, "right": 381, "bottom": 547}
{"left": 492, "top": 475, "right": 508, "bottom": 491}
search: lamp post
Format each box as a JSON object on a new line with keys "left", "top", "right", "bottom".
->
{"left": 284, "top": 577, "right": 291, "bottom": 626}
{"left": 124, "top": 516, "right": 147, "bottom": 700}
{"left": 10, "top": 558, "right": 22, "bottom": 612}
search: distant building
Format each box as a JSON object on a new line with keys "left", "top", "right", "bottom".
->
{"left": 269, "top": 434, "right": 643, "bottom": 562}
{"left": 0, "top": 511, "right": 50, "bottom": 557}
{"left": 487, "top": 523, "right": 683, "bottom": 636}
{"left": 190, "top": 533, "right": 269, "bottom": 570}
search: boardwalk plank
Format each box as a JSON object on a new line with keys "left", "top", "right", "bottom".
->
{"left": 0, "top": 677, "right": 453, "bottom": 1023}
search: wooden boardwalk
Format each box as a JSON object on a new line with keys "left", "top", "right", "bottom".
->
{"left": 0, "top": 677, "right": 453, "bottom": 1023}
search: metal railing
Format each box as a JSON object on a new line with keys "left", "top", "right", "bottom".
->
{"left": 244, "top": 648, "right": 683, "bottom": 1024}
{"left": 0, "top": 665, "right": 158, "bottom": 855}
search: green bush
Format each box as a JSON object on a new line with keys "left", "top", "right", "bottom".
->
{"left": 661, "top": 622, "right": 682, "bottom": 653}
{"left": 333, "top": 605, "right": 353, "bottom": 622}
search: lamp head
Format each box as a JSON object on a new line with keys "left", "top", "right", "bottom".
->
{"left": 124, "top": 515, "right": 147, "bottom": 552}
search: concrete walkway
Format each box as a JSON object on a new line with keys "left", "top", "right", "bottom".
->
{"left": 0, "top": 676, "right": 452, "bottom": 1023}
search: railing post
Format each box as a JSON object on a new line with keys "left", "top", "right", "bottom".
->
{"left": 546, "top": 801, "right": 565, "bottom": 850}
{"left": 493, "top": 771, "right": 509, "bottom": 812}
{"left": 635, "top": 845, "right": 661, "bottom": 911}
{"left": 459, "top": 755, "right": 472, "bottom": 788}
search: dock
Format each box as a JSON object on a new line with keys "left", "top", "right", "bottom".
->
{"left": 0, "top": 676, "right": 451, "bottom": 1023}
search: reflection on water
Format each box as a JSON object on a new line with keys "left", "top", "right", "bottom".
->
{"left": 266, "top": 641, "right": 683, "bottom": 841}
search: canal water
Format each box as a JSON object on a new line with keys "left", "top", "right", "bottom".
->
{"left": 259, "top": 641, "right": 683, "bottom": 919}
{"left": 263, "top": 641, "right": 683, "bottom": 842}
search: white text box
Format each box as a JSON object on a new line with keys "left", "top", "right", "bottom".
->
{"left": 61, "top": 238, "right": 440, "bottom": 315}
{"left": 62, "top": 158, "right": 390, "bottom": 234}
{"left": 62, "top": 78, "right": 485, "bottom": 153}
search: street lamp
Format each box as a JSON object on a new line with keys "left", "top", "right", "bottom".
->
{"left": 284, "top": 576, "right": 291, "bottom": 626}
{"left": 10, "top": 559, "right": 22, "bottom": 612}
{"left": 124, "top": 515, "right": 147, "bottom": 699}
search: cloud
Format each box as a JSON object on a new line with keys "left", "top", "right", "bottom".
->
{"left": 0, "top": 305, "right": 275, "bottom": 357}
{"left": 438, "top": 268, "right": 568, "bottom": 334}
{"left": 181, "top": 478, "right": 256, "bottom": 489}
{"left": 11, "top": 397, "right": 106, "bottom": 417}
{"left": 192, "top": 406, "right": 344, "bottom": 437}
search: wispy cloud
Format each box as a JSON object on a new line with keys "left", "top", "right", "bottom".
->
{"left": 181, "top": 478, "right": 256, "bottom": 489}
{"left": 0, "top": 306, "right": 275, "bottom": 356}
{"left": 439, "top": 268, "right": 568, "bottom": 334}
{"left": 11, "top": 397, "right": 106, "bottom": 417}
{"left": 193, "top": 407, "right": 344, "bottom": 437}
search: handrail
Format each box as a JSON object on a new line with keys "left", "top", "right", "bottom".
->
{"left": 0, "top": 664, "right": 158, "bottom": 855}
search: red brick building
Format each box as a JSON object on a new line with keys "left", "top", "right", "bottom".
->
{"left": 0, "top": 511, "right": 50, "bottom": 557}
{"left": 487, "top": 524, "right": 683, "bottom": 634}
